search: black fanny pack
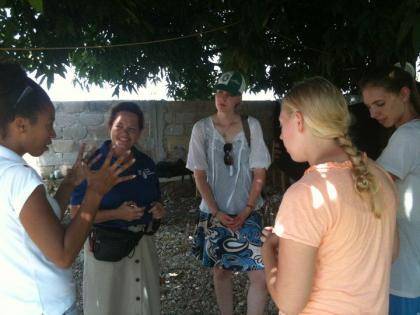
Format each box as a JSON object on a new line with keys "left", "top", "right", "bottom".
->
{"left": 89, "top": 220, "right": 161, "bottom": 262}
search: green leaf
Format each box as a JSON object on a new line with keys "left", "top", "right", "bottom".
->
{"left": 397, "top": 12, "right": 418, "bottom": 48}
{"left": 2, "top": 0, "right": 418, "bottom": 99}
{"left": 413, "top": 16, "right": 420, "bottom": 53}
{"left": 27, "top": 0, "right": 43, "bottom": 12}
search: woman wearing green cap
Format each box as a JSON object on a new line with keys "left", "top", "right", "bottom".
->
{"left": 187, "top": 71, "right": 271, "bottom": 314}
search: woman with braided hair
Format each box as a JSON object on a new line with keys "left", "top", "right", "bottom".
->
{"left": 360, "top": 65, "right": 420, "bottom": 315}
{"left": 261, "top": 77, "right": 398, "bottom": 314}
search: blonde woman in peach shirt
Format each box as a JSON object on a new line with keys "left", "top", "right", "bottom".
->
{"left": 262, "top": 77, "right": 399, "bottom": 314}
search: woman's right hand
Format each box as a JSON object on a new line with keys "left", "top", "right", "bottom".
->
{"left": 116, "top": 201, "right": 145, "bottom": 221}
{"left": 86, "top": 147, "right": 136, "bottom": 197}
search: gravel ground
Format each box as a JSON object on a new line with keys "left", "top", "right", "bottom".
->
{"left": 71, "top": 181, "right": 282, "bottom": 314}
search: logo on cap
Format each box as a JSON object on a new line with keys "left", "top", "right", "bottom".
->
{"left": 215, "top": 71, "right": 246, "bottom": 96}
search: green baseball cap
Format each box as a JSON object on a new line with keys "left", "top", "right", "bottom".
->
{"left": 215, "top": 71, "right": 246, "bottom": 96}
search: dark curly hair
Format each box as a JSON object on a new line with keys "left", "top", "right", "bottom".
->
{"left": 108, "top": 102, "right": 144, "bottom": 131}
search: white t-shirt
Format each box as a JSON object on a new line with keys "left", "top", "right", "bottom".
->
{"left": 0, "top": 145, "right": 75, "bottom": 315}
{"left": 377, "top": 119, "right": 420, "bottom": 298}
{"left": 186, "top": 116, "right": 271, "bottom": 214}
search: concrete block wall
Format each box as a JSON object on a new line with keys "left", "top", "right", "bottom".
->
{"left": 35, "top": 100, "right": 278, "bottom": 178}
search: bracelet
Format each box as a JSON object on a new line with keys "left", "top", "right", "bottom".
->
{"left": 212, "top": 210, "right": 219, "bottom": 218}
{"left": 246, "top": 204, "right": 254, "bottom": 209}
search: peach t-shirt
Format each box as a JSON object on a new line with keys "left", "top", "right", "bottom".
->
{"left": 274, "top": 161, "right": 397, "bottom": 314}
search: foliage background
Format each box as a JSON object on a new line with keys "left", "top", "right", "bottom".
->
{"left": 1, "top": 0, "right": 419, "bottom": 99}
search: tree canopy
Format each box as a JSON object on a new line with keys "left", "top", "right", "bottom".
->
{"left": 1, "top": 0, "right": 419, "bottom": 99}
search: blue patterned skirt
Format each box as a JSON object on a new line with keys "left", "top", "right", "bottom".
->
{"left": 192, "top": 210, "right": 264, "bottom": 271}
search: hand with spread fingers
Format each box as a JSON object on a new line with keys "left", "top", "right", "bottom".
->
{"left": 63, "top": 144, "right": 101, "bottom": 187}
{"left": 86, "top": 147, "right": 136, "bottom": 197}
{"left": 150, "top": 202, "right": 166, "bottom": 220}
{"left": 69, "top": 103, "right": 165, "bottom": 314}
{"left": 0, "top": 64, "right": 162, "bottom": 313}
{"left": 53, "top": 144, "right": 103, "bottom": 217}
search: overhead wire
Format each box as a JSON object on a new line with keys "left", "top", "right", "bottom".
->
{"left": 0, "top": 21, "right": 241, "bottom": 52}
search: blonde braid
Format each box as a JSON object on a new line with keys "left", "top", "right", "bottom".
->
{"left": 336, "top": 134, "right": 380, "bottom": 217}
{"left": 283, "top": 77, "right": 383, "bottom": 217}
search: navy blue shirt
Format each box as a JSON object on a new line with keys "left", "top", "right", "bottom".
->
{"left": 70, "top": 140, "right": 161, "bottom": 229}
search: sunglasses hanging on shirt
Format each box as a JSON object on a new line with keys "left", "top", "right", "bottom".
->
{"left": 223, "top": 143, "right": 234, "bottom": 166}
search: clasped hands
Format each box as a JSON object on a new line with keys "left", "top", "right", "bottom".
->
{"left": 117, "top": 201, "right": 166, "bottom": 222}
{"left": 215, "top": 207, "right": 253, "bottom": 231}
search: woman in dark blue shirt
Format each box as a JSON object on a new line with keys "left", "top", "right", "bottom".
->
{"left": 70, "top": 102, "right": 165, "bottom": 315}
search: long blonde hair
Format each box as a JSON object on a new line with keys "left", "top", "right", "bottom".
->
{"left": 283, "top": 77, "right": 381, "bottom": 217}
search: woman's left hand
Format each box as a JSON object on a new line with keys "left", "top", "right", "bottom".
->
{"left": 261, "top": 226, "right": 279, "bottom": 256}
{"left": 150, "top": 202, "right": 166, "bottom": 220}
{"left": 63, "top": 144, "right": 100, "bottom": 187}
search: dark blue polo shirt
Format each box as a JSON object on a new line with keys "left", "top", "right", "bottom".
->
{"left": 70, "top": 140, "right": 161, "bottom": 229}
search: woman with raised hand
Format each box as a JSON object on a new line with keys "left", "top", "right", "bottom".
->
{"left": 360, "top": 65, "right": 420, "bottom": 315}
{"left": 187, "top": 71, "right": 271, "bottom": 315}
{"left": 262, "top": 77, "right": 398, "bottom": 314}
{"left": 0, "top": 61, "right": 135, "bottom": 315}
{"left": 70, "top": 102, "right": 165, "bottom": 315}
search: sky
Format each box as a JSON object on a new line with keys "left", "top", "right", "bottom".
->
{"left": 24, "top": 67, "right": 275, "bottom": 173}
{"left": 29, "top": 67, "right": 276, "bottom": 102}
{"left": 29, "top": 58, "right": 420, "bottom": 102}
{"left": 24, "top": 62, "right": 418, "bottom": 174}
